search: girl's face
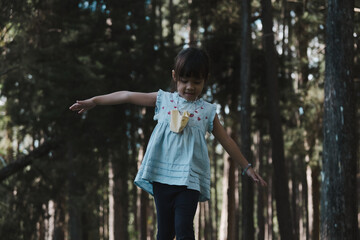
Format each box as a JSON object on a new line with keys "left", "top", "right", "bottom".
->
{"left": 172, "top": 70, "right": 205, "bottom": 102}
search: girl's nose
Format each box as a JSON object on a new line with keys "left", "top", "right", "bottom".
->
{"left": 186, "top": 83, "right": 195, "bottom": 89}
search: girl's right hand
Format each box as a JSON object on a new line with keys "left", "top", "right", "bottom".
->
{"left": 69, "top": 99, "right": 96, "bottom": 114}
{"left": 246, "top": 168, "right": 267, "bottom": 187}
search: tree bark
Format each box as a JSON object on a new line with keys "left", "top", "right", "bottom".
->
{"left": 255, "top": 130, "right": 265, "bottom": 240}
{"left": 321, "top": 0, "right": 357, "bottom": 239}
{"left": 294, "top": 2, "right": 310, "bottom": 88}
{"left": 53, "top": 195, "right": 66, "bottom": 240}
{"left": 219, "top": 149, "right": 229, "bottom": 240}
{"left": 108, "top": 161, "right": 115, "bottom": 240}
{"left": 211, "top": 139, "right": 218, "bottom": 240}
{"left": 228, "top": 130, "right": 236, "bottom": 240}
{"left": 113, "top": 152, "right": 129, "bottom": 240}
{"left": 240, "top": 0, "right": 254, "bottom": 239}
{"left": 168, "top": 0, "right": 174, "bottom": 47}
{"left": 189, "top": 0, "right": 198, "bottom": 46}
{"left": 260, "top": 0, "right": 295, "bottom": 238}
{"left": 68, "top": 143, "right": 83, "bottom": 240}
{"left": 312, "top": 165, "right": 320, "bottom": 240}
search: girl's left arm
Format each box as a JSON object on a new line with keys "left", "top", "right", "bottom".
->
{"left": 212, "top": 114, "right": 267, "bottom": 186}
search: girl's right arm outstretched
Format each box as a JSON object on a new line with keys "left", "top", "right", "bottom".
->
{"left": 69, "top": 91, "right": 157, "bottom": 114}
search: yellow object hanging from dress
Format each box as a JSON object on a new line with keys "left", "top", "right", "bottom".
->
{"left": 170, "top": 110, "right": 190, "bottom": 133}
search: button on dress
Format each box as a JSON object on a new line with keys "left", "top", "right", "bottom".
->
{"left": 134, "top": 89, "right": 217, "bottom": 202}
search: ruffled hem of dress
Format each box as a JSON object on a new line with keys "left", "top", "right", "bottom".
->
{"left": 134, "top": 176, "right": 210, "bottom": 202}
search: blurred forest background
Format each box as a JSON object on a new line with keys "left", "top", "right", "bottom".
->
{"left": 0, "top": 0, "right": 359, "bottom": 239}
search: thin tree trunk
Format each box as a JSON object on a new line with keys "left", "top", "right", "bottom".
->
{"left": 219, "top": 149, "right": 229, "bottom": 240}
{"left": 136, "top": 143, "right": 145, "bottom": 239}
{"left": 201, "top": 203, "right": 206, "bottom": 240}
{"left": 228, "top": 131, "right": 236, "bottom": 240}
{"left": 108, "top": 161, "right": 115, "bottom": 240}
{"left": 266, "top": 151, "right": 273, "bottom": 240}
{"left": 204, "top": 201, "right": 211, "bottom": 240}
{"left": 53, "top": 195, "right": 65, "bottom": 240}
{"left": 306, "top": 164, "right": 313, "bottom": 240}
{"left": 168, "top": 0, "right": 174, "bottom": 47}
{"left": 240, "top": 0, "right": 254, "bottom": 239}
{"left": 255, "top": 131, "right": 265, "bottom": 240}
{"left": 67, "top": 143, "right": 83, "bottom": 240}
{"left": 290, "top": 158, "right": 299, "bottom": 240}
{"left": 113, "top": 150, "right": 129, "bottom": 240}
{"left": 137, "top": 142, "right": 148, "bottom": 240}
{"left": 211, "top": 139, "right": 218, "bottom": 240}
{"left": 188, "top": 0, "right": 198, "bottom": 46}
{"left": 312, "top": 166, "right": 320, "bottom": 240}
{"left": 321, "top": 0, "right": 357, "bottom": 239}
{"left": 299, "top": 153, "right": 309, "bottom": 240}
{"left": 140, "top": 185, "right": 148, "bottom": 240}
{"left": 294, "top": 2, "right": 310, "bottom": 88}
{"left": 304, "top": 112, "right": 322, "bottom": 240}
{"left": 195, "top": 203, "right": 200, "bottom": 239}
{"left": 147, "top": 200, "right": 155, "bottom": 239}
{"left": 260, "top": 0, "right": 294, "bottom": 238}
{"left": 141, "top": 110, "right": 153, "bottom": 240}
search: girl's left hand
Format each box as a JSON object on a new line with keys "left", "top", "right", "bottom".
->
{"left": 246, "top": 168, "right": 267, "bottom": 186}
{"left": 69, "top": 99, "right": 96, "bottom": 114}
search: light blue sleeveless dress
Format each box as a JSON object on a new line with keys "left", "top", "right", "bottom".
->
{"left": 134, "top": 89, "right": 217, "bottom": 202}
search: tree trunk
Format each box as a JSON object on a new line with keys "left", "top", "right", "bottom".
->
{"left": 255, "top": 130, "right": 265, "bottom": 240}
{"left": 68, "top": 144, "right": 83, "bottom": 240}
{"left": 240, "top": 0, "right": 254, "bottom": 239}
{"left": 113, "top": 153, "right": 129, "bottom": 240}
{"left": 194, "top": 203, "right": 200, "bottom": 239}
{"left": 290, "top": 157, "right": 299, "bottom": 240}
{"left": 312, "top": 165, "right": 320, "bottom": 240}
{"left": 189, "top": 0, "right": 198, "bottom": 46}
{"left": 321, "top": 1, "right": 357, "bottom": 239}
{"left": 228, "top": 131, "right": 236, "bottom": 240}
{"left": 204, "top": 201, "right": 211, "bottom": 240}
{"left": 211, "top": 139, "right": 218, "bottom": 240}
{"left": 294, "top": 2, "right": 310, "bottom": 88}
{"left": 53, "top": 195, "right": 66, "bottom": 240}
{"left": 260, "top": 0, "right": 295, "bottom": 239}
{"left": 140, "top": 110, "right": 153, "bottom": 240}
{"left": 219, "top": 149, "right": 229, "bottom": 240}
{"left": 168, "top": 0, "right": 174, "bottom": 47}
{"left": 108, "top": 161, "right": 115, "bottom": 240}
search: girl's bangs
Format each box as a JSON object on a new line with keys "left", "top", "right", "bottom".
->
{"left": 179, "top": 57, "right": 207, "bottom": 79}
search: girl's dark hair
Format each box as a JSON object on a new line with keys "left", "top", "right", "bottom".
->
{"left": 172, "top": 47, "right": 210, "bottom": 90}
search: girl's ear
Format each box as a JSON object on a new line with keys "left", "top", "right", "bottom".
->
{"left": 172, "top": 70, "right": 176, "bottom": 82}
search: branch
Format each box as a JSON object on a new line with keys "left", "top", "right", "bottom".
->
{"left": 0, "top": 140, "right": 60, "bottom": 182}
{"left": 0, "top": 66, "right": 20, "bottom": 77}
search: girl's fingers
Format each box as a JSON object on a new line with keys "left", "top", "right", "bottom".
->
{"left": 70, "top": 103, "right": 82, "bottom": 110}
{"left": 249, "top": 170, "right": 267, "bottom": 186}
{"left": 257, "top": 174, "right": 267, "bottom": 186}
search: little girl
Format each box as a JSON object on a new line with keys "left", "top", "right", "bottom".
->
{"left": 70, "top": 47, "right": 266, "bottom": 240}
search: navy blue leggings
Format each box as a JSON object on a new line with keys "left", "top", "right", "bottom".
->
{"left": 153, "top": 182, "right": 200, "bottom": 240}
